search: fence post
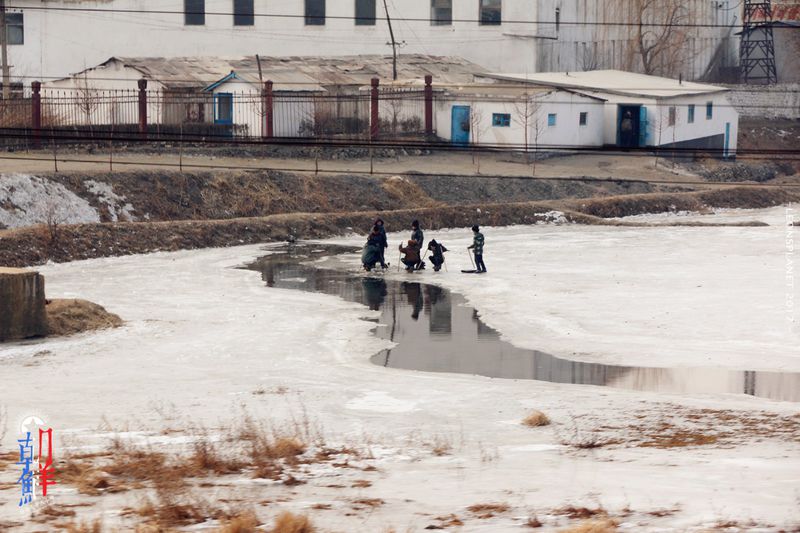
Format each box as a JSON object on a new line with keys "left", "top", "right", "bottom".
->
{"left": 370, "top": 77, "right": 379, "bottom": 141}
{"left": 263, "top": 80, "right": 274, "bottom": 139}
{"left": 137, "top": 78, "right": 148, "bottom": 139}
{"left": 31, "top": 81, "right": 41, "bottom": 149}
{"left": 424, "top": 75, "right": 433, "bottom": 136}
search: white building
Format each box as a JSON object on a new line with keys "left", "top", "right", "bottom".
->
{"left": 4, "top": 0, "right": 739, "bottom": 85}
{"left": 478, "top": 70, "right": 739, "bottom": 156}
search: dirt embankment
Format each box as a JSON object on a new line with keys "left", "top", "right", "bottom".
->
{"left": 1, "top": 187, "right": 796, "bottom": 268}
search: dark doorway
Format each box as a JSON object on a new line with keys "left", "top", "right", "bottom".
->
{"left": 618, "top": 105, "right": 641, "bottom": 148}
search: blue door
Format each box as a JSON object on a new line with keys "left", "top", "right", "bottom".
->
{"left": 214, "top": 93, "right": 234, "bottom": 125}
{"left": 724, "top": 122, "right": 731, "bottom": 159}
{"left": 451, "top": 105, "right": 471, "bottom": 144}
{"left": 638, "top": 106, "right": 648, "bottom": 147}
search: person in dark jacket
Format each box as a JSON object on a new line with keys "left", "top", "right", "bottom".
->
{"left": 411, "top": 220, "right": 424, "bottom": 270}
{"left": 427, "top": 239, "right": 448, "bottom": 272}
{"left": 375, "top": 218, "right": 388, "bottom": 269}
{"left": 362, "top": 225, "right": 383, "bottom": 271}
{"left": 467, "top": 225, "right": 486, "bottom": 273}
{"left": 399, "top": 239, "right": 421, "bottom": 272}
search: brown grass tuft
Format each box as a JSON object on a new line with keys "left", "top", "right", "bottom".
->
{"left": 272, "top": 511, "right": 315, "bottom": 533}
{"left": 554, "top": 506, "right": 607, "bottom": 520}
{"left": 522, "top": 410, "right": 551, "bottom": 428}
{"left": 559, "top": 518, "right": 618, "bottom": 533}
{"left": 525, "top": 516, "right": 543, "bottom": 528}
{"left": 218, "top": 510, "right": 260, "bottom": 533}
{"left": 46, "top": 299, "right": 123, "bottom": 337}
{"left": 467, "top": 503, "right": 511, "bottom": 519}
{"left": 65, "top": 518, "right": 103, "bottom": 533}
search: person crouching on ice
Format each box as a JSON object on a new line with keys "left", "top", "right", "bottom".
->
{"left": 468, "top": 225, "right": 486, "bottom": 273}
{"left": 399, "top": 239, "right": 421, "bottom": 272}
{"left": 427, "top": 239, "right": 448, "bottom": 272}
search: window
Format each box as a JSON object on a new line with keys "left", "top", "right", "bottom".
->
{"left": 431, "top": 0, "right": 452, "bottom": 25}
{"left": 492, "top": 113, "right": 511, "bottom": 127}
{"left": 706, "top": 101, "right": 713, "bottom": 119}
{"left": 688, "top": 104, "right": 695, "bottom": 124}
{"left": 555, "top": 7, "right": 560, "bottom": 32}
{"left": 5, "top": 13, "right": 23, "bottom": 45}
{"left": 234, "top": 0, "right": 254, "bottom": 26}
{"left": 479, "top": 0, "right": 501, "bottom": 25}
{"left": 305, "top": 0, "right": 326, "bottom": 25}
{"left": 668, "top": 106, "right": 676, "bottom": 126}
{"left": 184, "top": 0, "right": 205, "bottom": 25}
{"left": 548, "top": 113, "right": 557, "bottom": 126}
{"left": 579, "top": 112, "right": 588, "bottom": 126}
{"left": 355, "top": 0, "right": 376, "bottom": 25}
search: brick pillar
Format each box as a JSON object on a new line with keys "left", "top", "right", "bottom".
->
{"left": 424, "top": 75, "right": 433, "bottom": 136}
{"left": 0, "top": 268, "right": 46, "bottom": 341}
{"left": 31, "top": 81, "right": 42, "bottom": 149}
{"left": 370, "top": 77, "right": 380, "bottom": 140}
{"left": 137, "top": 78, "right": 148, "bottom": 139}
{"left": 263, "top": 80, "right": 274, "bottom": 139}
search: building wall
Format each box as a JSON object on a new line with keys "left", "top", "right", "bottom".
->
{"left": 723, "top": 83, "right": 800, "bottom": 119}
{"left": 775, "top": 26, "right": 800, "bottom": 83}
{"left": 534, "top": 0, "right": 739, "bottom": 81}
{"left": 5, "top": 0, "right": 538, "bottom": 83}
{"left": 434, "top": 90, "right": 605, "bottom": 149}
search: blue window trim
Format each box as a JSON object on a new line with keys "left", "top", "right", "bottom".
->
{"left": 688, "top": 104, "right": 695, "bottom": 124}
{"left": 547, "top": 113, "right": 557, "bottom": 127}
{"left": 214, "top": 92, "right": 234, "bottom": 125}
{"left": 492, "top": 113, "right": 511, "bottom": 127}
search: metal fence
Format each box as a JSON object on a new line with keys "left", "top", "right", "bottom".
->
{"left": 0, "top": 83, "right": 434, "bottom": 146}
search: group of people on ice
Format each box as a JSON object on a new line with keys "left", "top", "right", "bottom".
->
{"left": 362, "top": 218, "right": 487, "bottom": 274}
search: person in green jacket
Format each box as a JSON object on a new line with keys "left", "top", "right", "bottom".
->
{"left": 468, "top": 225, "right": 486, "bottom": 273}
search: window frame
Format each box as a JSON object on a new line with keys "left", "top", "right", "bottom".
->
{"left": 5, "top": 12, "right": 23, "bottom": 45}
{"left": 547, "top": 113, "right": 557, "bottom": 127}
{"left": 430, "top": 0, "right": 453, "bottom": 26}
{"left": 492, "top": 113, "right": 511, "bottom": 127}
{"left": 668, "top": 106, "right": 676, "bottom": 127}
{"left": 305, "top": 0, "right": 327, "bottom": 25}
{"left": 184, "top": 0, "right": 206, "bottom": 26}
{"left": 706, "top": 101, "right": 713, "bottom": 120}
{"left": 233, "top": 0, "right": 255, "bottom": 26}
{"left": 579, "top": 111, "right": 588, "bottom": 126}
{"left": 688, "top": 104, "right": 695, "bottom": 124}
{"left": 355, "top": 0, "right": 376, "bottom": 26}
{"left": 479, "top": 0, "right": 502, "bottom": 26}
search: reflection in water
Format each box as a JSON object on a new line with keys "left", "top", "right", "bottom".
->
{"left": 246, "top": 245, "right": 800, "bottom": 403}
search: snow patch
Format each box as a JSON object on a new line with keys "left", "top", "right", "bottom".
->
{"left": 535, "top": 210, "right": 570, "bottom": 225}
{"left": 85, "top": 179, "right": 136, "bottom": 222}
{"left": 0, "top": 173, "right": 100, "bottom": 228}
{"left": 345, "top": 391, "right": 419, "bottom": 413}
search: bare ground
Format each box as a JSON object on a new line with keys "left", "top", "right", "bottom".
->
{"left": 1, "top": 186, "right": 797, "bottom": 268}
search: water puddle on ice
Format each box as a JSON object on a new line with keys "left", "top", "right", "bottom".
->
{"left": 246, "top": 244, "right": 800, "bottom": 403}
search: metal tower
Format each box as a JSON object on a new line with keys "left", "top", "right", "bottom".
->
{"left": 740, "top": 0, "right": 778, "bottom": 84}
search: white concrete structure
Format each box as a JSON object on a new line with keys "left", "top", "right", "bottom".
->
{"left": 481, "top": 70, "right": 739, "bottom": 155}
{"left": 5, "top": 0, "right": 739, "bottom": 85}
{"left": 432, "top": 85, "right": 605, "bottom": 150}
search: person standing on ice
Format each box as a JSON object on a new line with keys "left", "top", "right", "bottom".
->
{"left": 468, "top": 225, "right": 486, "bottom": 273}
{"left": 375, "top": 218, "right": 389, "bottom": 269}
{"left": 410, "top": 220, "right": 424, "bottom": 270}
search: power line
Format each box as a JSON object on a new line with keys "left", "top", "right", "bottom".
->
{"left": 5, "top": 4, "right": 749, "bottom": 29}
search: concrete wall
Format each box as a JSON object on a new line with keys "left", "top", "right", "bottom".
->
{"left": 434, "top": 90, "right": 605, "bottom": 149}
{"left": 0, "top": 268, "right": 46, "bottom": 341}
{"left": 724, "top": 83, "right": 800, "bottom": 119}
{"left": 6, "top": 0, "right": 538, "bottom": 82}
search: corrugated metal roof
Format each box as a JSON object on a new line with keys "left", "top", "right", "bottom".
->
{"left": 481, "top": 70, "right": 729, "bottom": 99}
{"left": 84, "top": 55, "right": 484, "bottom": 90}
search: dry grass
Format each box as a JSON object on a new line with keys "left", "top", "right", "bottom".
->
{"left": 218, "top": 510, "right": 260, "bottom": 533}
{"left": 559, "top": 519, "right": 618, "bottom": 533}
{"left": 525, "top": 516, "right": 543, "bottom": 528}
{"left": 554, "top": 506, "right": 608, "bottom": 520}
{"left": 429, "top": 514, "right": 465, "bottom": 528}
{"left": 46, "top": 298, "right": 123, "bottom": 337}
{"left": 466, "top": 503, "right": 511, "bottom": 519}
{"left": 352, "top": 498, "right": 384, "bottom": 509}
{"left": 65, "top": 518, "right": 103, "bottom": 533}
{"left": 351, "top": 479, "right": 372, "bottom": 488}
{"left": 522, "top": 410, "right": 551, "bottom": 428}
{"left": 272, "top": 511, "right": 315, "bottom": 533}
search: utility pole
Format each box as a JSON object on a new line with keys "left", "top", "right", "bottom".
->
{"left": 382, "top": 0, "right": 398, "bottom": 80}
{"left": 0, "top": 0, "right": 10, "bottom": 99}
{"left": 740, "top": 0, "right": 778, "bottom": 84}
